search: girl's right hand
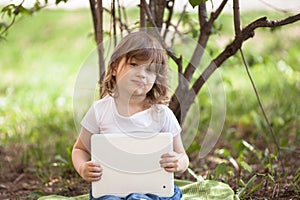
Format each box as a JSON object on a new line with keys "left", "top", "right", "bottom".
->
{"left": 79, "top": 161, "right": 103, "bottom": 182}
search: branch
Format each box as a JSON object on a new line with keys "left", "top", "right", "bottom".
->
{"left": 183, "top": 0, "right": 228, "bottom": 82}
{"left": 139, "top": 0, "right": 146, "bottom": 28}
{"left": 258, "top": 0, "right": 290, "bottom": 14}
{"left": 89, "top": 0, "right": 97, "bottom": 42}
{"left": 170, "top": 3, "right": 188, "bottom": 48}
{"left": 155, "top": 0, "right": 165, "bottom": 28}
{"left": 95, "top": 0, "right": 105, "bottom": 85}
{"left": 239, "top": 49, "right": 281, "bottom": 157}
{"left": 116, "top": 0, "right": 124, "bottom": 37}
{"left": 199, "top": 2, "right": 208, "bottom": 28}
{"left": 170, "top": 0, "right": 229, "bottom": 120}
{"left": 245, "top": 13, "right": 300, "bottom": 29}
{"left": 140, "top": 0, "right": 182, "bottom": 69}
{"left": 111, "top": 0, "right": 117, "bottom": 46}
{"left": 233, "top": 0, "right": 241, "bottom": 35}
{"left": 163, "top": 0, "right": 175, "bottom": 39}
{"left": 102, "top": 7, "right": 130, "bottom": 33}
{"left": 211, "top": 0, "right": 228, "bottom": 20}
{"left": 190, "top": 12, "right": 300, "bottom": 101}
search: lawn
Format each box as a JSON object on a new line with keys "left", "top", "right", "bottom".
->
{"left": 0, "top": 7, "right": 299, "bottom": 199}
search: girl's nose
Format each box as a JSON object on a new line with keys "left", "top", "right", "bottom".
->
{"left": 136, "top": 66, "right": 147, "bottom": 78}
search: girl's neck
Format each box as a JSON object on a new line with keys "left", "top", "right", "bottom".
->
{"left": 114, "top": 94, "right": 148, "bottom": 117}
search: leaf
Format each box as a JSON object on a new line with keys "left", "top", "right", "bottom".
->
{"left": 55, "top": 0, "right": 68, "bottom": 5}
{"left": 237, "top": 175, "right": 257, "bottom": 197}
{"left": 188, "top": 0, "right": 202, "bottom": 8}
{"left": 214, "top": 162, "right": 227, "bottom": 180}
{"left": 267, "top": 173, "right": 275, "bottom": 183}
{"left": 240, "top": 160, "right": 252, "bottom": 173}
{"left": 1, "top": 4, "right": 16, "bottom": 17}
{"left": 248, "top": 181, "right": 263, "bottom": 195}
{"left": 215, "top": 148, "right": 231, "bottom": 157}
{"left": 187, "top": 168, "right": 204, "bottom": 181}
{"left": 242, "top": 140, "right": 255, "bottom": 152}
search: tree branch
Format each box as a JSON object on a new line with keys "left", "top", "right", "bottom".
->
{"left": 211, "top": 0, "right": 229, "bottom": 20}
{"left": 163, "top": 0, "right": 175, "bottom": 39}
{"left": 199, "top": 2, "right": 208, "bottom": 28}
{"left": 190, "top": 12, "right": 300, "bottom": 102}
{"left": 94, "top": 0, "right": 105, "bottom": 89}
{"left": 89, "top": 0, "right": 97, "bottom": 40}
{"left": 155, "top": 0, "right": 165, "bottom": 28}
{"left": 183, "top": 0, "right": 228, "bottom": 82}
{"left": 116, "top": 0, "right": 124, "bottom": 37}
{"left": 111, "top": 0, "right": 117, "bottom": 46}
{"left": 140, "top": 0, "right": 182, "bottom": 68}
{"left": 233, "top": 0, "right": 241, "bottom": 35}
{"left": 139, "top": 0, "right": 146, "bottom": 28}
{"left": 170, "top": 3, "right": 188, "bottom": 48}
{"left": 170, "top": 0, "right": 229, "bottom": 121}
{"left": 239, "top": 48, "right": 281, "bottom": 158}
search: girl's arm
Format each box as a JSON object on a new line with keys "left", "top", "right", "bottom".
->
{"left": 160, "top": 134, "right": 189, "bottom": 173}
{"left": 72, "top": 127, "right": 102, "bottom": 182}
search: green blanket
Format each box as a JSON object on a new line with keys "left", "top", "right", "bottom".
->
{"left": 38, "top": 180, "right": 240, "bottom": 200}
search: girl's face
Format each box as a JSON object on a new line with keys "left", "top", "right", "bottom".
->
{"left": 113, "top": 57, "right": 157, "bottom": 98}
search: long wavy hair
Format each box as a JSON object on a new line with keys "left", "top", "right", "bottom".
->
{"left": 100, "top": 32, "right": 170, "bottom": 106}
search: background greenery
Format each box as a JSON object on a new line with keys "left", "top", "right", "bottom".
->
{"left": 0, "top": 8, "right": 299, "bottom": 198}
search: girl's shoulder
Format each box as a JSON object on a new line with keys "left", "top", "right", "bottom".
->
{"left": 153, "top": 104, "right": 173, "bottom": 114}
{"left": 93, "top": 95, "right": 113, "bottom": 108}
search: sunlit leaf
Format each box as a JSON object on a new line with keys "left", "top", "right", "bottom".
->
{"left": 240, "top": 161, "right": 252, "bottom": 173}
{"left": 55, "top": 0, "right": 68, "bottom": 5}
{"left": 214, "top": 162, "right": 227, "bottom": 180}
{"left": 187, "top": 168, "right": 204, "bottom": 181}
{"left": 242, "top": 140, "right": 255, "bottom": 152}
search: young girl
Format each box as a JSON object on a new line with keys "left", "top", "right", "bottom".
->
{"left": 72, "top": 32, "right": 189, "bottom": 200}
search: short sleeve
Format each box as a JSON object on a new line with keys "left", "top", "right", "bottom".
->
{"left": 161, "top": 106, "right": 182, "bottom": 136}
{"left": 81, "top": 103, "right": 100, "bottom": 134}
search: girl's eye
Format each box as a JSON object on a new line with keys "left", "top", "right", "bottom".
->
{"left": 146, "top": 65, "right": 156, "bottom": 73}
{"left": 129, "top": 62, "right": 138, "bottom": 67}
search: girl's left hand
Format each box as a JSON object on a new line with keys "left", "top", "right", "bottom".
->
{"left": 160, "top": 152, "right": 185, "bottom": 172}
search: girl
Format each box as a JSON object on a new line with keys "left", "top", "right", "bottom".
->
{"left": 72, "top": 31, "right": 189, "bottom": 200}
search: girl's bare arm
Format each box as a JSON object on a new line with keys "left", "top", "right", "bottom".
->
{"left": 160, "top": 134, "right": 189, "bottom": 173}
{"left": 72, "top": 127, "right": 102, "bottom": 182}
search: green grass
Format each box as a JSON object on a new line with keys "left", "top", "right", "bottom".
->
{"left": 0, "top": 9, "right": 96, "bottom": 174}
{"left": 0, "top": 7, "right": 299, "bottom": 198}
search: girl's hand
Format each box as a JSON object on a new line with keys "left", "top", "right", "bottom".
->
{"left": 79, "top": 161, "right": 103, "bottom": 182}
{"left": 160, "top": 152, "right": 186, "bottom": 172}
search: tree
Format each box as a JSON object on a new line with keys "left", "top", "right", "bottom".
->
{"left": 1, "top": 0, "right": 299, "bottom": 122}
{"left": 1, "top": 0, "right": 299, "bottom": 154}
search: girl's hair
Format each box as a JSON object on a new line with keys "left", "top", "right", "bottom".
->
{"left": 100, "top": 32, "right": 169, "bottom": 106}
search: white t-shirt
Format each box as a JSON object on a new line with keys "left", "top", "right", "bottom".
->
{"left": 81, "top": 95, "right": 181, "bottom": 137}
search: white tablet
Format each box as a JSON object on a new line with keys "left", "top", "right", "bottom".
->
{"left": 91, "top": 132, "right": 174, "bottom": 198}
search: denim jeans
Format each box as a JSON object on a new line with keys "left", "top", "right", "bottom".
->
{"left": 90, "top": 185, "right": 182, "bottom": 200}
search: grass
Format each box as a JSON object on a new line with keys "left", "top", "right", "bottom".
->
{"left": 0, "top": 7, "right": 299, "bottom": 199}
{"left": 0, "top": 9, "right": 96, "bottom": 180}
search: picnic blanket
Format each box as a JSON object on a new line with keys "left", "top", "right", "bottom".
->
{"left": 38, "top": 179, "right": 240, "bottom": 200}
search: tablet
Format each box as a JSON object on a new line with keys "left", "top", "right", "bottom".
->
{"left": 91, "top": 132, "right": 174, "bottom": 198}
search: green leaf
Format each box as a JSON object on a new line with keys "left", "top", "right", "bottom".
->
{"left": 240, "top": 160, "right": 252, "bottom": 173}
{"left": 189, "top": 0, "right": 202, "bottom": 8}
{"left": 1, "top": 4, "right": 16, "bottom": 17}
{"left": 187, "top": 168, "right": 204, "bottom": 181}
{"left": 215, "top": 148, "right": 231, "bottom": 157}
{"left": 237, "top": 175, "right": 257, "bottom": 197}
{"left": 267, "top": 173, "right": 275, "bottom": 183}
{"left": 214, "top": 162, "right": 227, "bottom": 180}
{"left": 55, "top": 0, "right": 68, "bottom": 5}
{"left": 242, "top": 140, "right": 255, "bottom": 152}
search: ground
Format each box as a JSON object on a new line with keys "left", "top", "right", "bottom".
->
{"left": 0, "top": 143, "right": 299, "bottom": 200}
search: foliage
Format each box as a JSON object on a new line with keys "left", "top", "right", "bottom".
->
{"left": 0, "top": 5, "right": 299, "bottom": 199}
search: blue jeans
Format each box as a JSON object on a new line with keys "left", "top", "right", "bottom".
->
{"left": 89, "top": 185, "right": 182, "bottom": 200}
